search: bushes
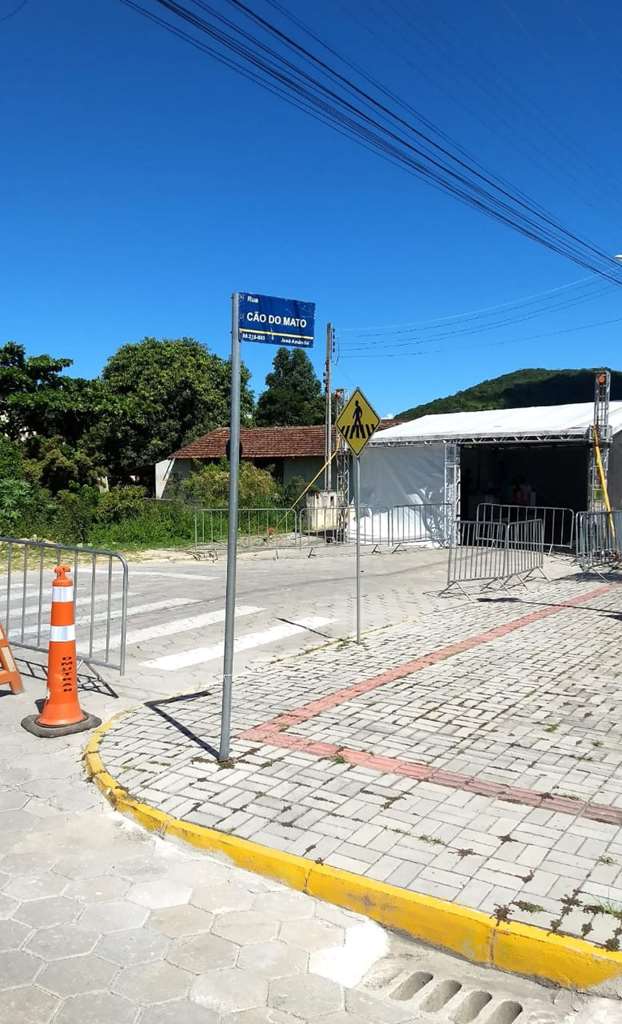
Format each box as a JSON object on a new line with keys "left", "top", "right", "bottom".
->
{"left": 90, "top": 492, "right": 194, "bottom": 549}
{"left": 0, "top": 463, "right": 315, "bottom": 550}
{"left": 0, "top": 479, "right": 54, "bottom": 538}
{"left": 181, "top": 461, "right": 281, "bottom": 508}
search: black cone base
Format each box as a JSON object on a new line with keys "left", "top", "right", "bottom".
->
{"left": 21, "top": 711, "right": 102, "bottom": 738}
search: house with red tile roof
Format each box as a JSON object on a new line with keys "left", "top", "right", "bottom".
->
{"left": 155, "top": 421, "right": 398, "bottom": 498}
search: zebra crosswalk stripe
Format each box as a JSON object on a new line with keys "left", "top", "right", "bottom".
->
{"left": 93, "top": 605, "right": 263, "bottom": 653}
{"left": 142, "top": 615, "right": 333, "bottom": 671}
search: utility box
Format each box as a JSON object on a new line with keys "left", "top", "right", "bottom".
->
{"left": 305, "top": 491, "right": 344, "bottom": 532}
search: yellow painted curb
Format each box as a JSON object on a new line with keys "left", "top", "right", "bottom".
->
{"left": 84, "top": 718, "right": 622, "bottom": 992}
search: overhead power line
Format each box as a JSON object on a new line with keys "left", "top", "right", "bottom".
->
{"left": 338, "top": 277, "right": 609, "bottom": 337}
{"left": 338, "top": 312, "right": 622, "bottom": 360}
{"left": 118, "top": 0, "right": 622, "bottom": 285}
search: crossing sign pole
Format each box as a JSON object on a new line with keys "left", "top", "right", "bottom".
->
{"left": 335, "top": 388, "right": 381, "bottom": 646}
{"left": 355, "top": 455, "right": 361, "bottom": 643}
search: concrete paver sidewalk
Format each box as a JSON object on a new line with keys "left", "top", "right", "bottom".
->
{"left": 4, "top": 679, "right": 607, "bottom": 1024}
{"left": 99, "top": 567, "right": 622, "bottom": 953}
{"left": 0, "top": 681, "right": 420, "bottom": 1023}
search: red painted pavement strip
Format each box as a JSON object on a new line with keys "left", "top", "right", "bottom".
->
{"left": 245, "top": 731, "right": 622, "bottom": 826}
{"left": 241, "top": 584, "right": 611, "bottom": 737}
{"left": 239, "top": 584, "right": 622, "bottom": 826}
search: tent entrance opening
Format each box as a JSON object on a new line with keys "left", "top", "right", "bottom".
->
{"left": 459, "top": 442, "right": 588, "bottom": 520}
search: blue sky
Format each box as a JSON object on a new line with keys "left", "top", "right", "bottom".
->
{"left": 2, "top": 0, "right": 622, "bottom": 416}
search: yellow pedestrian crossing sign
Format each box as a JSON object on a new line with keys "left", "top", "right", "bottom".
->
{"left": 336, "top": 388, "right": 380, "bottom": 456}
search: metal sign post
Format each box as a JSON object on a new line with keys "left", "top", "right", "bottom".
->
{"left": 335, "top": 387, "right": 380, "bottom": 646}
{"left": 219, "top": 292, "right": 241, "bottom": 762}
{"left": 355, "top": 455, "right": 361, "bottom": 643}
{"left": 219, "top": 291, "right": 315, "bottom": 764}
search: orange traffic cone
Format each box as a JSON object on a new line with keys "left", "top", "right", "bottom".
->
{"left": 0, "top": 624, "right": 24, "bottom": 694}
{"left": 21, "top": 565, "right": 101, "bottom": 738}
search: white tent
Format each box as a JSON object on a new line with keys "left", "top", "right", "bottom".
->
{"left": 358, "top": 402, "right": 622, "bottom": 544}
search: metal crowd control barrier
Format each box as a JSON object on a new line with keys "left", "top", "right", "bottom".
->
{"left": 193, "top": 508, "right": 299, "bottom": 554}
{"left": 476, "top": 502, "right": 574, "bottom": 554}
{"left": 390, "top": 503, "right": 451, "bottom": 551}
{"left": 298, "top": 505, "right": 389, "bottom": 552}
{"left": 444, "top": 518, "right": 545, "bottom": 596}
{"left": 0, "top": 537, "right": 129, "bottom": 674}
{"left": 575, "top": 510, "right": 622, "bottom": 573}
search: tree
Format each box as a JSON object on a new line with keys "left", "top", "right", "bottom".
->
{"left": 99, "top": 337, "right": 253, "bottom": 484}
{"left": 0, "top": 342, "right": 105, "bottom": 445}
{"left": 255, "top": 348, "right": 324, "bottom": 426}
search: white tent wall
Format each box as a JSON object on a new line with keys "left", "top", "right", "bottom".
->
{"left": 608, "top": 433, "right": 622, "bottom": 510}
{"left": 358, "top": 444, "right": 446, "bottom": 544}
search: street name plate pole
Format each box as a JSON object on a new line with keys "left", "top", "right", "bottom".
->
{"left": 356, "top": 454, "right": 361, "bottom": 643}
{"left": 219, "top": 291, "right": 241, "bottom": 762}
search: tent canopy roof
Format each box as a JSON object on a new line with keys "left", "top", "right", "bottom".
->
{"left": 371, "top": 401, "right": 622, "bottom": 446}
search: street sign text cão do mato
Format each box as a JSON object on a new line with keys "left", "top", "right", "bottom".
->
{"left": 239, "top": 293, "right": 315, "bottom": 348}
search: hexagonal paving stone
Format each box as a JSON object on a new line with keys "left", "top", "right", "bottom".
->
{"left": 63, "top": 875, "right": 130, "bottom": 902}
{"left": 191, "top": 968, "right": 268, "bottom": 1015}
{"left": 345, "top": 988, "right": 414, "bottom": 1023}
{"left": 1, "top": 850, "right": 59, "bottom": 876}
{"left": 109, "top": 856, "right": 166, "bottom": 881}
{"left": 96, "top": 926, "right": 171, "bottom": 966}
{"left": 14, "top": 896, "right": 80, "bottom": 929}
{"left": 279, "top": 918, "right": 345, "bottom": 953}
{"left": 0, "top": 891, "right": 19, "bottom": 918}
{"left": 38, "top": 954, "right": 119, "bottom": 997}
{"left": 149, "top": 903, "right": 214, "bottom": 938}
{"left": 221, "top": 1010, "right": 300, "bottom": 1024}
{"left": 0, "top": 789, "right": 28, "bottom": 810}
{"left": 251, "top": 891, "right": 315, "bottom": 922}
{"left": 52, "top": 856, "right": 108, "bottom": 881}
{"left": 0, "top": 984, "right": 59, "bottom": 1024}
{"left": 25, "top": 924, "right": 99, "bottom": 960}
{"left": 3, "top": 871, "right": 68, "bottom": 901}
{"left": 167, "top": 858, "right": 233, "bottom": 888}
{"left": 212, "top": 911, "right": 278, "bottom": 946}
{"left": 0, "top": 917, "right": 31, "bottom": 950}
{"left": 78, "top": 898, "right": 149, "bottom": 933}
{"left": 53, "top": 991, "right": 137, "bottom": 1024}
{"left": 0, "top": 808, "right": 38, "bottom": 832}
{"left": 112, "top": 959, "right": 192, "bottom": 1003}
{"left": 191, "top": 882, "right": 254, "bottom": 914}
{"left": 128, "top": 877, "right": 192, "bottom": 909}
{"left": 138, "top": 999, "right": 220, "bottom": 1024}
{"left": 167, "top": 931, "right": 238, "bottom": 974}
{"left": 2, "top": 949, "right": 44, "bottom": 987}
{"left": 237, "top": 941, "right": 307, "bottom": 979}
{"left": 269, "top": 975, "right": 343, "bottom": 1018}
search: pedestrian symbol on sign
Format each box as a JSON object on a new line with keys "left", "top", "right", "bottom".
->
{"left": 336, "top": 388, "right": 380, "bottom": 455}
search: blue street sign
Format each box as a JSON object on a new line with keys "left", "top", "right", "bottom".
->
{"left": 238, "top": 293, "right": 315, "bottom": 348}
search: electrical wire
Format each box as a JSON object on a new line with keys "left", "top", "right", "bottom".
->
{"left": 118, "top": 0, "right": 622, "bottom": 285}
{"left": 338, "top": 277, "right": 609, "bottom": 337}
{"left": 337, "top": 312, "right": 622, "bottom": 360}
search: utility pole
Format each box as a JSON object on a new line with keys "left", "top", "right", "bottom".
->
{"left": 324, "top": 322, "right": 333, "bottom": 490}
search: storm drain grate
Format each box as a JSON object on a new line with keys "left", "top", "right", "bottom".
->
{"left": 354, "top": 940, "right": 620, "bottom": 1022}
{"left": 388, "top": 967, "right": 522, "bottom": 1021}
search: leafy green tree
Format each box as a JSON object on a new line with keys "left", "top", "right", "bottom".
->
{"left": 255, "top": 348, "right": 324, "bottom": 426}
{"left": 0, "top": 342, "right": 107, "bottom": 453}
{"left": 0, "top": 437, "right": 24, "bottom": 479}
{"left": 99, "top": 338, "right": 253, "bottom": 484}
{"left": 25, "top": 436, "right": 104, "bottom": 494}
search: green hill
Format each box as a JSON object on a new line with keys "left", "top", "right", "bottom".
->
{"left": 397, "top": 368, "right": 622, "bottom": 421}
